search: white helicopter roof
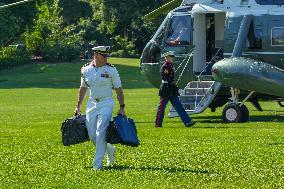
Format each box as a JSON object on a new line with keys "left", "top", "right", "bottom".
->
{"left": 181, "top": 0, "right": 213, "bottom": 5}
{"left": 182, "top": 0, "right": 259, "bottom": 6}
{"left": 182, "top": 0, "right": 284, "bottom": 16}
{"left": 191, "top": 4, "right": 224, "bottom": 13}
{"left": 183, "top": 0, "right": 284, "bottom": 8}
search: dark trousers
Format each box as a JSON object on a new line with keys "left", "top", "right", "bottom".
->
{"left": 155, "top": 96, "right": 191, "bottom": 127}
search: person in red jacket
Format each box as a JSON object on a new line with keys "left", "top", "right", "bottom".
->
{"left": 155, "top": 51, "right": 195, "bottom": 128}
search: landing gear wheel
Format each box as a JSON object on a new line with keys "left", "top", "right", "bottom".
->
{"left": 222, "top": 103, "right": 243, "bottom": 123}
{"left": 240, "top": 105, "right": 249, "bottom": 123}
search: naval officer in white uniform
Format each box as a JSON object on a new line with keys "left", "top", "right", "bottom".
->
{"left": 75, "top": 46, "right": 125, "bottom": 170}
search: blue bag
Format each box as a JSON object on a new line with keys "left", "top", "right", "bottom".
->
{"left": 113, "top": 115, "right": 140, "bottom": 147}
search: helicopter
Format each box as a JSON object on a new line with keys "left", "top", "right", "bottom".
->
{"left": 140, "top": 0, "right": 284, "bottom": 123}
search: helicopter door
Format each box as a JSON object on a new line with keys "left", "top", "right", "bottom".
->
{"left": 193, "top": 12, "right": 225, "bottom": 75}
{"left": 193, "top": 13, "right": 207, "bottom": 74}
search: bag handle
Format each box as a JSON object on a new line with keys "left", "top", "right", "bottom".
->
{"left": 117, "top": 113, "right": 127, "bottom": 118}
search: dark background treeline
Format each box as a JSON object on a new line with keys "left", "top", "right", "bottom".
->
{"left": 0, "top": 0, "right": 168, "bottom": 66}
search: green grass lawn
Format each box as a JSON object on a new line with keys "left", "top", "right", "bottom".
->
{"left": 0, "top": 58, "right": 283, "bottom": 188}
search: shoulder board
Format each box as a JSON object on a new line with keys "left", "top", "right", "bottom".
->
{"left": 106, "top": 63, "right": 115, "bottom": 67}
{"left": 83, "top": 62, "right": 91, "bottom": 67}
{"left": 81, "top": 62, "right": 92, "bottom": 73}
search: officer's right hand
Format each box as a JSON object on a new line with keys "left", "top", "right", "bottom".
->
{"left": 74, "top": 107, "right": 81, "bottom": 116}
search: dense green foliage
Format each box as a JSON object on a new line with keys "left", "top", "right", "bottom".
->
{"left": 0, "top": 58, "right": 283, "bottom": 188}
{"left": 25, "top": 1, "right": 82, "bottom": 62}
{"left": 0, "top": 46, "right": 31, "bottom": 70}
{"left": 0, "top": 0, "right": 38, "bottom": 46}
{"left": 1, "top": 0, "right": 169, "bottom": 60}
{"left": 0, "top": 8, "right": 18, "bottom": 46}
{"left": 91, "top": 0, "right": 168, "bottom": 54}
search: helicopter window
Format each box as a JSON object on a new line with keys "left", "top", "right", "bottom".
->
{"left": 255, "top": 0, "right": 284, "bottom": 5}
{"left": 272, "top": 27, "right": 284, "bottom": 46}
{"left": 213, "top": 0, "right": 224, "bottom": 3}
{"left": 166, "top": 15, "right": 192, "bottom": 46}
{"left": 247, "top": 23, "right": 262, "bottom": 49}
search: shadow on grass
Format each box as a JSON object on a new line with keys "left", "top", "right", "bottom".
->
{"left": 87, "top": 165, "right": 210, "bottom": 174}
{"left": 135, "top": 114, "right": 284, "bottom": 126}
{"left": 269, "top": 142, "right": 284, "bottom": 145}
{"left": 0, "top": 63, "right": 155, "bottom": 89}
{"left": 251, "top": 109, "right": 284, "bottom": 113}
{"left": 136, "top": 114, "right": 284, "bottom": 125}
{"left": 192, "top": 115, "right": 284, "bottom": 123}
{"left": 110, "top": 165, "right": 210, "bottom": 174}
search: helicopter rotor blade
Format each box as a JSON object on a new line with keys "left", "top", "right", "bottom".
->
{"left": 0, "top": 0, "right": 35, "bottom": 10}
{"left": 144, "top": 0, "right": 182, "bottom": 21}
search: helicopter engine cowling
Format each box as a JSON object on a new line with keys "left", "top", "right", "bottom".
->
{"left": 212, "top": 57, "right": 284, "bottom": 97}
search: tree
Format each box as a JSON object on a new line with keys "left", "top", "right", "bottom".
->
{"left": 2, "top": 0, "right": 174, "bottom": 59}
{"left": 58, "top": 0, "right": 93, "bottom": 25}
{"left": 88, "top": 0, "right": 169, "bottom": 56}
{"left": 0, "top": 0, "right": 39, "bottom": 46}
{"left": 0, "top": 8, "right": 18, "bottom": 46}
{"left": 25, "top": 0, "right": 83, "bottom": 61}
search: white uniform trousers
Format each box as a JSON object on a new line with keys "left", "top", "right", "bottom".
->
{"left": 86, "top": 98, "right": 115, "bottom": 168}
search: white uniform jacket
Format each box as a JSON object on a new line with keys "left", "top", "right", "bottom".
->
{"left": 80, "top": 62, "right": 122, "bottom": 113}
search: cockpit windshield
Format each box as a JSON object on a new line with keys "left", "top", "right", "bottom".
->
{"left": 166, "top": 15, "right": 192, "bottom": 46}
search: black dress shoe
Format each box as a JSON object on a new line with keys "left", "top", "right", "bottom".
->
{"left": 185, "top": 121, "right": 196, "bottom": 127}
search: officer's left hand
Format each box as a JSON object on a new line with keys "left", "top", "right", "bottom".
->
{"left": 117, "top": 108, "right": 125, "bottom": 116}
{"left": 74, "top": 107, "right": 81, "bottom": 116}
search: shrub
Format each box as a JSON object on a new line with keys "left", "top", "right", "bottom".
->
{"left": 0, "top": 47, "right": 31, "bottom": 70}
{"left": 25, "top": 1, "right": 82, "bottom": 62}
{"left": 111, "top": 35, "right": 138, "bottom": 58}
{"left": 40, "top": 34, "right": 82, "bottom": 62}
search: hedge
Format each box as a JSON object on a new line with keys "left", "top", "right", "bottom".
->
{"left": 0, "top": 47, "right": 31, "bottom": 70}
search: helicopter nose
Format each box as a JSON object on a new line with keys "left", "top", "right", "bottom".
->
{"left": 140, "top": 41, "right": 161, "bottom": 65}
